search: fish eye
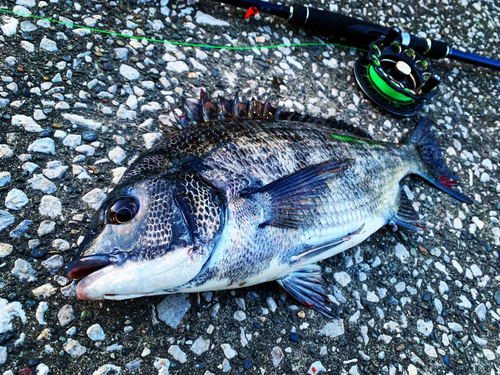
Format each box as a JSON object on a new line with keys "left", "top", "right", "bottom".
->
{"left": 108, "top": 197, "right": 139, "bottom": 224}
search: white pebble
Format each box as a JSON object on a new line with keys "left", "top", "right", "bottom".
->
{"left": 27, "top": 138, "right": 55, "bottom": 154}
{"left": 119, "top": 64, "right": 140, "bottom": 80}
{"left": 5, "top": 189, "right": 29, "bottom": 210}
{"left": 39, "top": 195, "right": 62, "bottom": 218}
{"left": 87, "top": 324, "right": 106, "bottom": 341}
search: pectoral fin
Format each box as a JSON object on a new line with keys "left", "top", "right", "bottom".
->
{"left": 290, "top": 224, "right": 365, "bottom": 263}
{"left": 242, "top": 159, "right": 352, "bottom": 229}
{"left": 277, "top": 264, "right": 339, "bottom": 318}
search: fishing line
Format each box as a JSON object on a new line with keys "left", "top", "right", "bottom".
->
{"left": 0, "top": 8, "right": 366, "bottom": 52}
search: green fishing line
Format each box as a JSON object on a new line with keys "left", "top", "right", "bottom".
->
{"left": 0, "top": 8, "right": 366, "bottom": 52}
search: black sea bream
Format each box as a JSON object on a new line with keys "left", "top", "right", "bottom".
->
{"left": 67, "top": 95, "right": 471, "bottom": 317}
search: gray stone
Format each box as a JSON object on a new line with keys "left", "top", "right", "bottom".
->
{"left": 394, "top": 243, "right": 409, "bottom": 262}
{"left": 0, "top": 346, "right": 6, "bottom": 365}
{"left": 36, "top": 364, "right": 49, "bottom": 375}
{"left": 63, "top": 134, "right": 82, "bottom": 149}
{"left": 27, "top": 138, "right": 55, "bottom": 154}
{"left": 190, "top": 337, "right": 210, "bottom": 355}
{"left": 119, "top": 64, "right": 140, "bottom": 80}
{"left": 12, "top": 115, "right": 43, "bottom": 132}
{"left": 5, "top": 189, "right": 29, "bottom": 210}
{"left": 39, "top": 196, "right": 62, "bottom": 218}
{"left": 1, "top": 17, "right": 18, "bottom": 36}
{"left": 157, "top": 294, "right": 191, "bottom": 328}
{"left": 0, "top": 145, "right": 13, "bottom": 158}
{"left": 424, "top": 343, "right": 437, "bottom": 358}
{"left": 42, "top": 161, "right": 68, "bottom": 179}
{"left": 417, "top": 319, "right": 433, "bottom": 336}
{"left": 115, "top": 48, "right": 128, "bottom": 60}
{"left": 108, "top": 147, "right": 126, "bottom": 164}
{"left": 126, "top": 95, "right": 138, "bottom": 110}
{"left": 167, "top": 345, "right": 187, "bottom": 363}
{"left": 234, "top": 310, "right": 246, "bottom": 321}
{"left": 153, "top": 358, "right": 170, "bottom": 375}
{"left": 0, "top": 210, "right": 15, "bottom": 232}
{"left": 221, "top": 344, "right": 237, "bottom": 359}
{"left": 61, "top": 281, "right": 77, "bottom": 297}
{"left": 75, "top": 145, "right": 95, "bottom": 156}
{"left": 475, "top": 303, "right": 486, "bottom": 321}
{"left": 117, "top": 105, "right": 137, "bottom": 120}
{"left": 334, "top": 271, "right": 351, "bottom": 287}
{"left": 92, "top": 364, "right": 122, "bottom": 375}
{"left": 32, "top": 283, "right": 57, "bottom": 298}
{"left": 35, "top": 302, "right": 49, "bottom": 325}
{"left": 320, "top": 320, "right": 344, "bottom": 337}
{"left": 143, "top": 133, "right": 162, "bottom": 149}
{"left": 195, "top": 11, "right": 229, "bottom": 26}
{"left": 266, "top": 297, "right": 277, "bottom": 312}
{"left": 40, "top": 36, "right": 58, "bottom": 51}
{"left": 0, "top": 243, "right": 13, "bottom": 257}
{"left": 0, "top": 172, "right": 11, "bottom": 187}
{"left": 52, "top": 239, "right": 70, "bottom": 251}
{"left": 64, "top": 339, "right": 86, "bottom": 356}
{"left": 28, "top": 174, "right": 57, "bottom": 194}
{"left": 470, "top": 264, "right": 482, "bottom": 277}
{"left": 106, "top": 344, "right": 123, "bottom": 352}
{"left": 269, "top": 346, "right": 283, "bottom": 366}
{"left": 62, "top": 114, "right": 102, "bottom": 130}
{"left": 38, "top": 220, "right": 55, "bottom": 236}
{"left": 166, "top": 61, "right": 189, "bottom": 73}
{"left": 222, "top": 359, "right": 231, "bottom": 372}
{"left": 41, "top": 255, "right": 64, "bottom": 274}
{"left": 87, "top": 323, "right": 106, "bottom": 341}
{"left": 11, "top": 259, "right": 37, "bottom": 282}
{"left": 483, "top": 349, "right": 495, "bottom": 361}
{"left": 308, "top": 361, "right": 326, "bottom": 374}
{"left": 9, "top": 219, "right": 31, "bottom": 238}
{"left": 82, "top": 189, "right": 107, "bottom": 210}
{"left": 58, "top": 305, "right": 75, "bottom": 326}
{"left": 448, "top": 322, "right": 463, "bottom": 332}
{"left": 22, "top": 162, "right": 39, "bottom": 175}
{"left": 125, "top": 359, "right": 141, "bottom": 371}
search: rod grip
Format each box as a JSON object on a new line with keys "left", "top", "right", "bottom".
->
{"left": 289, "top": 4, "right": 388, "bottom": 42}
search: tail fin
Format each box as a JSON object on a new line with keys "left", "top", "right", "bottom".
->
{"left": 404, "top": 118, "right": 472, "bottom": 204}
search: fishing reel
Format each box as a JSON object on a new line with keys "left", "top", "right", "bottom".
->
{"left": 354, "top": 27, "right": 442, "bottom": 116}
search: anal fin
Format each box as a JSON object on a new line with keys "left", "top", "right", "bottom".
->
{"left": 277, "top": 264, "right": 339, "bottom": 318}
{"left": 393, "top": 188, "right": 423, "bottom": 231}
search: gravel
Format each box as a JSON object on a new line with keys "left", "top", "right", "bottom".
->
{"left": 0, "top": 0, "right": 499, "bottom": 374}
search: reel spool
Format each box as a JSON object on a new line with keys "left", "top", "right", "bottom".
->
{"left": 354, "top": 27, "right": 442, "bottom": 116}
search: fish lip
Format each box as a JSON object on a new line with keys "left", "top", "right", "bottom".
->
{"left": 67, "top": 254, "right": 114, "bottom": 280}
{"left": 75, "top": 254, "right": 193, "bottom": 300}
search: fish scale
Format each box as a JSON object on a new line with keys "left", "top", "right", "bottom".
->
{"left": 68, "top": 95, "right": 471, "bottom": 318}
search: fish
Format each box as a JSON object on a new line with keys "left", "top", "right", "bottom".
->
{"left": 67, "top": 93, "right": 471, "bottom": 317}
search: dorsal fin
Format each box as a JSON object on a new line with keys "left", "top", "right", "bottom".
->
{"left": 174, "top": 93, "right": 372, "bottom": 139}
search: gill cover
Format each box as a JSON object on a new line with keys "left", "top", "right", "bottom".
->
{"left": 67, "top": 172, "right": 225, "bottom": 300}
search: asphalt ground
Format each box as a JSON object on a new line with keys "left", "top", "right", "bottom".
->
{"left": 0, "top": 0, "right": 499, "bottom": 374}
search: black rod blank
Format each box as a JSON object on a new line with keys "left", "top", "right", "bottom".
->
{"left": 215, "top": 0, "right": 500, "bottom": 71}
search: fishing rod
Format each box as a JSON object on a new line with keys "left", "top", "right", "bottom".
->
{"left": 215, "top": 0, "right": 500, "bottom": 115}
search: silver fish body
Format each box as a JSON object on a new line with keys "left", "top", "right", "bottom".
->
{"left": 68, "top": 97, "right": 470, "bottom": 316}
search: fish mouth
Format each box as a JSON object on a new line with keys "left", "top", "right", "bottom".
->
{"left": 67, "top": 255, "right": 114, "bottom": 280}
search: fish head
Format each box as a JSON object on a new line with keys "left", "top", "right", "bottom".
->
{"left": 67, "top": 172, "right": 224, "bottom": 300}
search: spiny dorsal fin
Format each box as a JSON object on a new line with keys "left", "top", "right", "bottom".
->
{"left": 174, "top": 92, "right": 372, "bottom": 139}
